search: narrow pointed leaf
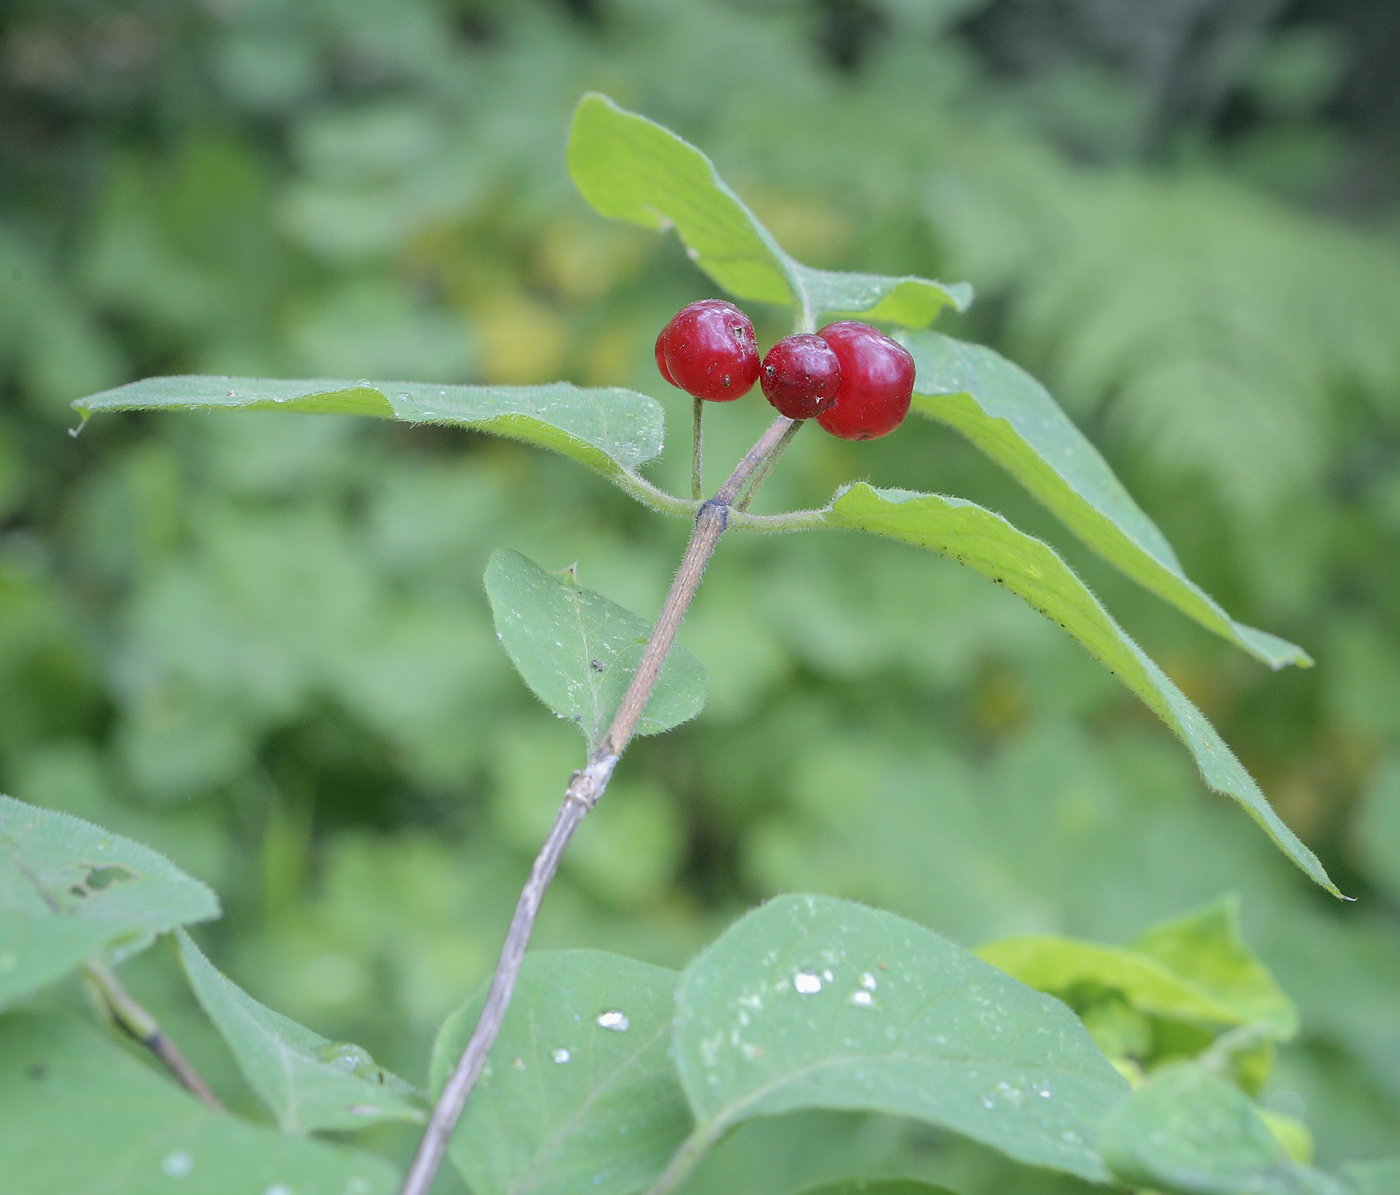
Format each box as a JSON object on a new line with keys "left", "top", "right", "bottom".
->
{"left": 484, "top": 550, "right": 706, "bottom": 751}
{"left": 568, "top": 94, "right": 969, "bottom": 326}
{"left": 176, "top": 930, "right": 424, "bottom": 1135}
{"left": 74, "top": 376, "right": 664, "bottom": 484}
{"left": 899, "top": 332, "right": 1308, "bottom": 669}
{"left": 430, "top": 950, "right": 691, "bottom": 1195}
{"left": 1100, "top": 1062, "right": 1350, "bottom": 1195}
{"left": 0, "top": 797, "right": 218, "bottom": 1007}
{"left": 673, "top": 894, "right": 1129, "bottom": 1184}
{"left": 823, "top": 484, "right": 1339, "bottom": 896}
{"left": 0, "top": 1011, "right": 398, "bottom": 1195}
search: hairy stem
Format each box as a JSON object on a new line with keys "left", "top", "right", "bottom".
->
{"left": 691, "top": 396, "right": 705, "bottom": 501}
{"left": 736, "top": 418, "right": 804, "bottom": 512}
{"left": 399, "top": 415, "right": 796, "bottom": 1195}
{"left": 84, "top": 961, "right": 223, "bottom": 1110}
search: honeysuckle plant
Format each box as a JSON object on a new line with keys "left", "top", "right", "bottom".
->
{"left": 4, "top": 94, "right": 1391, "bottom": 1195}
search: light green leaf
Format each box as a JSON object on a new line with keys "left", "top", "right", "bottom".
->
{"left": 0, "top": 1010, "right": 397, "bottom": 1195}
{"left": 1100, "top": 1062, "right": 1350, "bottom": 1195}
{"left": 1132, "top": 896, "right": 1298, "bottom": 1040}
{"left": 672, "top": 894, "right": 1129, "bottom": 1185}
{"left": 567, "top": 94, "right": 970, "bottom": 327}
{"left": 175, "top": 930, "right": 424, "bottom": 1135}
{"left": 430, "top": 950, "right": 691, "bottom": 1195}
{"left": 979, "top": 896, "right": 1298, "bottom": 1041}
{"left": 484, "top": 550, "right": 707, "bottom": 751}
{"left": 0, "top": 796, "right": 219, "bottom": 1008}
{"left": 73, "top": 375, "right": 664, "bottom": 486}
{"left": 900, "top": 331, "right": 1309, "bottom": 669}
{"left": 821, "top": 484, "right": 1339, "bottom": 896}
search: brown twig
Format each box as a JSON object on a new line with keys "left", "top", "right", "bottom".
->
{"left": 84, "top": 960, "right": 223, "bottom": 1110}
{"left": 399, "top": 415, "right": 797, "bottom": 1195}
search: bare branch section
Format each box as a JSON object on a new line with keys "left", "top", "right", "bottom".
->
{"left": 399, "top": 415, "right": 796, "bottom": 1195}
{"left": 84, "top": 960, "right": 223, "bottom": 1110}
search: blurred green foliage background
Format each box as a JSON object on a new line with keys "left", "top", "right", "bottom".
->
{"left": 2, "top": 0, "right": 1399, "bottom": 1181}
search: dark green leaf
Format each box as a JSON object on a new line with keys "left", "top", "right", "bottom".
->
{"left": 73, "top": 376, "right": 664, "bottom": 486}
{"left": 1100, "top": 1062, "right": 1350, "bottom": 1195}
{"left": 900, "top": 332, "right": 1309, "bottom": 669}
{"left": 176, "top": 930, "right": 424, "bottom": 1134}
{"left": 484, "top": 550, "right": 707, "bottom": 751}
{"left": 567, "top": 95, "right": 970, "bottom": 327}
{"left": 430, "top": 949, "right": 691, "bottom": 1195}
{"left": 0, "top": 797, "right": 219, "bottom": 1008}
{"left": 0, "top": 1010, "right": 397, "bottom": 1194}
{"left": 821, "top": 484, "right": 1339, "bottom": 896}
{"left": 673, "top": 894, "right": 1129, "bottom": 1184}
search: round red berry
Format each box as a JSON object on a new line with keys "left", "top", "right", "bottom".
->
{"left": 658, "top": 300, "right": 759, "bottom": 402}
{"left": 760, "top": 333, "right": 842, "bottom": 420}
{"left": 815, "top": 321, "right": 915, "bottom": 441}
{"left": 653, "top": 329, "right": 677, "bottom": 387}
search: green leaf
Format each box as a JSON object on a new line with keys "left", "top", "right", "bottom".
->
{"left": 1132, "top": 896, "right": 1298, "bottom": 1040}
{"left": 821, "top": 484, "right": 1340, "bottom": 896}
{"left": 567, "top": 94, "right": 970, "bottom": 327}
{"left": 0, "top": 1010, "right": 397, "bottom": 1195}
{"left": 900, "top": 331, "right": 1309, "bottom": 670}
{"left": 672, "top": 894, "right": 1129, "bottom": 1185}
{"left": 430, "top": 949, "right": 691, "bottom": 1195}
{"left": 1100, "top": 1062, "right": 1350, "bottom": 1195}
{"left": 484, "top": 550, "right": 707, "bottom": 751}
{"left": 796, "top": 1184, "right": 959, "bottom": 1195}
{"left": 979, "top": 896, "right": 1298, "bottom": 1041}
{"left": 175, "top": 929, "right": 424, "bottom": 1135}
{"left": 0, "top": 796, "right": 219, "bottom": 1008}
{"left": 73, "top": 375, "right": 664, "bottom": 486}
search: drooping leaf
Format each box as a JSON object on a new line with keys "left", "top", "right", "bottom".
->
{"left": 430, "top": 949, "right": 691, "bottom": 1195}
{"left": 73, "top": 375, "right": 665, "bottom": 486}
{"left": 0, "top": 1010, "right": 397, "bottom": 1195}
{"left": 484, "top": 550, "right": 707, "bottom": 751}
{"left": 672, "top": 894, "right": 1129, "bottom": 1185}
{"left": 900, "top": 331, "right": 1309, "bottom": 669}
{"left": 175, "top": 929, "right": 424, "bottom": 1135}
{"left": 980, "top": 896, "right": 1297, "bottom": 1042}
{"left": 1131, "top": 896, "right": 1297, "bottom": 1040}
{"left": 1100, "top": 1062, "right": 1350, "bottom": 1195}
{"left": 0, "top": 797, "right": 219, "bottom": 1008}
{"left": 567, "top": 94, "right": 970, "bottom": 327}
{"left": 821, "top": 484, "right": 1339, "bottom": 896}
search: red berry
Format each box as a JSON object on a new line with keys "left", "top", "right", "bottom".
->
{"left": 658, "top": 300, "right": 759, "bottom": 402}
{"left": 815, "top": 321, "right": 915, "bottom": 441}
{"left": 760, "top": 333, "right": 842, "bottom": 420}
{"left": 654, "top": 329, "right": 677, "bottom": 387}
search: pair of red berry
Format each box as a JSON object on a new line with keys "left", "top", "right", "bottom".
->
{"left": 653, "top": 300, "right": 915, "bottom": 441}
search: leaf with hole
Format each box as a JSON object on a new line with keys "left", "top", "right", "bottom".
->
{"left": 670, "top": 894, "right": 1129, "bottom": 1186}
{"left": 176, "top": 929, "right": 424, "bottom": 1135}
{"left": 0, "top": 796, "right": 219, "bottom": 1008}
{"left": 567, "top": 94, "right": 970, "bottom": 327}
{"left": 430, "top": 949, "right": 691, "bottom": 1195}
{"left": 821, "top": 485, "right": 1339, "bottom": 896}
{"left": 484, "top": 550, "right": 707, "bottom": 751}
{"left": 899, "top": 331, "right": 1308, "bottom": 669}
{"left": 1100, "top": 1062, "right": 1350, "bottom": 1195}
{"left": 0, "top": 1011, "right": 398, "bottom": 1195}
{"left": 73, "top": 376, "right": 664, "bottom": 489}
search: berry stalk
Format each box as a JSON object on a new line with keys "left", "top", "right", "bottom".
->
{"left": 399, "top": 415, "right": 798, "bottom": 1195}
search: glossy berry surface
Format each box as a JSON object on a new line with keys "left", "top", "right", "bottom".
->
{"left": 815, "top": 321, "right": 916, "bottom": 441}
{"left": 760, "top": 333, "right": 842, "bottom": 419}
{"left": 657, "top": 300, "right": 759, "bottom": 402}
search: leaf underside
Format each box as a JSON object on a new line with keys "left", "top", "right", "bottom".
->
{"left": 73, "top": 375, "right": 665, "bottom": 482}
{"left": 822, "top": 485, "right": 1339, "bottom": 896}
{"left": 900, "top": 331, "right": 1309, "bottom": 669}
